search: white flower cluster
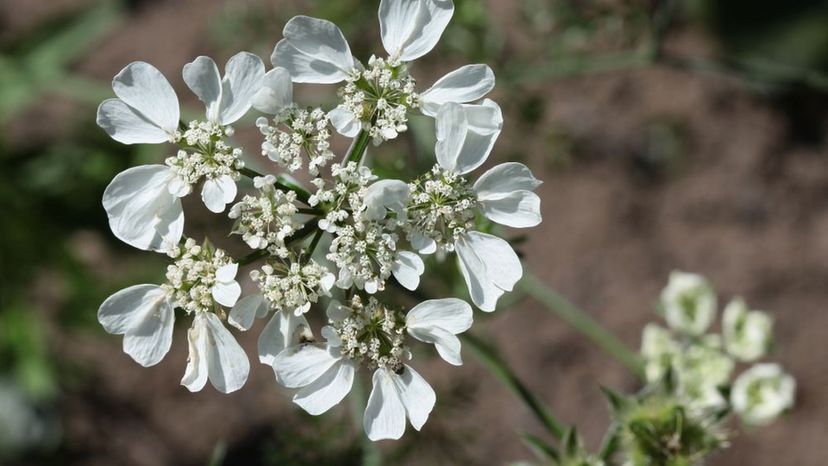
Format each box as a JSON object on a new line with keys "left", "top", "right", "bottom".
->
{"left": 229, "top": 175, "right": 299, "bottom": 253}
{"left": 641, "top": 270, "right": 794, "bottom": 426}
{"left": 95, "top": 0, "right": 541, "bottom": 441}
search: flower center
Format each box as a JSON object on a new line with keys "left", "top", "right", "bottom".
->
{"left": 256, "top": 106, "right": 334, "bottom": 175}
{"left": 406, "top": 165, "right": 478, "bottom": 251}
{"left": 163, "top": 238, "right": 232, "bottom": 315}
{"left": 229, "top": 175, "right": 299, "bottom": 254}
{"left": 166, "top": 120, "right": 243, "bottom": 188}
{"left": 327, "top": 222, "right": 397, "bottom": 292}
{"left": 339, "top": 56, "right": 418, "bottom": 143}
{"left": 251, "top": 259, "right": 330, "bottom": 315}
{"left": 332, "top": 296, "right": 407, "bottom": 371}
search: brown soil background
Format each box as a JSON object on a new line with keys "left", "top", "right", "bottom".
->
{"left": 2, "top": 0, "right": 827, "bottom": 465}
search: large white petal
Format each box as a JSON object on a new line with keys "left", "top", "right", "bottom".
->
{"left": 391, "top": 251, "right": 425, "bottom": 291}
{"left": 394, "top": 0, "right": 454, "bottom": 62}
{"left": 201, "top": 175, "right": 237, "bottom": 213}
{"left": 215, "top": 263, "right": 239, "bottom": 282}
{"left": 406, "top": 298, "right": 472, "bottom": 334}
{"left": 259, "top": 311, "right": 310, "bottom": 366}
{"left": 451, "top": 100, "right": 503, "bottom": 175}
{"left": 219, "top": 52, "right": 266, "bottom": 125}
{"left": 272, "top": 16, "right": 355, "bottom": 84}
{"left": 293, "top": 359, "right": 356, "bottom": 415}
{"left": 473, "top": 162, "right": 542, "bottom": 197}
{"left": 409, "top": 327, "right": 462, "bottom": 365}
{"left": 478, "top": 190, "right": 542, "bottom": 228}
{"left": 464, "top": 231, "right": 522, "bottom": 293}
{"left": 435, "top": 102, "right": 468, "bottom": 172}
{"left": 99, "top": 284, "right": 175, "bottom": 367}
{"left": 272, "top": 343, "right": 340, "bottom": 388}
{"left": 328, "top": 105, "right": 362, "bottom": 137}
{"left": 111, "top": 61, "right": 179, "bottom": 134}
{"left": 181, "top": 315, "right": 210, "bottom": 392}
{"left": 201, "top": 312, "right": 250, "bottom": 393}
{"left": 96, "top": 99, "right": 172, "bottom": 144}
{"left": 409, "top": 230, "right": 437, "bottom": 255}
{"left": 98, "top": 284, "right": 165, "bottom": 334}
{"left": 364, "top": 369, "right": 407, "bottom": 441}
{"left": 102, "top": 165, "right": 183, "bottom": 252}
{"left": 378, "top": 0, "right": 422, "bottom": 59}
{"left": 253, "top": 67, "right": 293, "bottom": 114}
{"left": 212, "top": 280, "right": 242, "bottom": 308}
{"left": 363, "top": 179, "right": 410, "bottom": 221}
{"left": 456, "top": 237, "right": 499, "bottom": 312}
{"left": 183, "top": 56, "right": 222, "bottom": 122}
{"left": 229, "top": 294, "right": 267, "bottom": 331}
{"left": 420, "top": 64, "right": 495, "bottom": 117}
{"left": 392, "top": 365, "right": 436, "bottom": 430}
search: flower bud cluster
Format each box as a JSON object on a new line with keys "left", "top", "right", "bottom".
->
{"left": 166, "top": 120, "right": 243, "bottom": 192}
{"left": 250, "top": 258, "right": 334, "bottom": 315}
{"left": 256, "top": 106, "right": 334, "bottom": 175}
{"left": 339, "top": 56, "right": 418, "bottom": 143}
{"left": 229, "top": 175, "right": 299, "bottom": 254}
{"left": 329, "top": 296, "right": 408, "bottom": 371}
{"left": 406, "top": 165, "right": 477, "bottom": 252}
{"left": 163, "top": 238, "right": 234, "bottom": 315}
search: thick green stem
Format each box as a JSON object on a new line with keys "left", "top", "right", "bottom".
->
{"left": 519, "top": 272, "right": 645, "bottom": 380}
{"left": 346, "top": 130, "right": 372, "bottom": 165}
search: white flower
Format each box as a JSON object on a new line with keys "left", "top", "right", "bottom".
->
{"left": 731, "top": 363, "right": 795, "bottom": 425}
{"left": 640, "top": 324, "right": 680, "bottom": 383}
{"left": 228, "top": 293, "right": 270, "bottom": 331}
{"left": 181, "top": 312, "right": 250, "bottom": 394}
{"left": 674, "top": 344, "right": 734, "bottom": 412}
{"left": 183, "top": 52, "right": 265, "bottom": 126}
{"left": 722, "top": 298, "right": 773, "bottom": 362}
{"left": 659, "top": 271, "right": 717, "bottom": 336}
{"left": 98, "top": 284, "right": 176, "bottom": 367}
{"left": 407, "top": 101, "right": 542, "bottom": 311}
{"left": 229, "top": 175, "right": 299, "bottom": 252}
{"left": 250, "top": 259, "right": 335, "bottom": 315}
{"left": 405, "top": 298, "right": 473, "bottom": 365}
{"left": 163, "top": 239, "right": 242, "bottom": 313}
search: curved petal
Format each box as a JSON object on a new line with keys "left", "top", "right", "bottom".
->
{"left": 364, "top": 368, "right": 406, "bottom": 441}
{"left": 219, "top": 52, "right": 266, "bottom": 125}
{"left": 216, "top": 263, "right": 239, "bottom": 282}
{"left": 271, "top": 16, "right": 355, "bottom": 84}
{"left": 409, "top": 230, "right": 437, "bottom": 255}
{"left": 99, "top": 284, "right": 175, "bottom": 367}
{"left": 406, "top": 298, "right": 472, "bottom": 334}
{"left": 96, "top": 99, "right": 172, "bottom": 144}
{"left": 293, "top": 359, "right": 356, "bottom": 415}
{"left": 272, "top": 343, "right": 340, "bottom": 388}
{"left": 253, "top": 67, "right": 293, "bottom": 114}
{"left": 363, "top": 179, "right": 410, "bottom": 221}
{"left": 102, "top": 165, "right": 183, "bottom": 252}
{"left": 392, "top": 365, "right": 436, "bottom": 430}
{"left": 478, "top": 190, "right": 542, "bottom": 228}
{"left": 391, "top": 251, "right": 425, "bottom": 290}
{"left": 201, "top": 175, "right": 237, "bottom": 213}
{"left": 409, "top": 326, "right": 463, "bottom": 365}
{"left": 473, "top": 162, "right": 542, "bottom": 197}
{"left": 328, "top": 105, "right": 362, "bottom": 137}
{"left": 385, "top": 0, "right": 454, "bottom": 62}
{"left": 435, "top": 102, "right": 468, "bottom": 172}
{"left": 212, "top": 280, "right": 241, "bottom": 308}
{"left": 202, "top": 312, "right": 250, "bottom": 393}
{"left": 420, "top": 64, "right": 495, "bottom": 117}
{"left": 111, "top": 61, "right": 179, "bottom": 134}
{"left": 98, "top": 284, "right": 165, "bottom": 334}
{"left": 229, "top": 294, "right": 267, "bottom": 331}
{"left": 259, "top": 311, "right": 310, "bottom": 365}
{"left": 378, "top": 0, "right": 422, "bottom": 59}
{"left": 183, "top": 56, "right": 222, "bottom": 122}
{"left": 181, "top": 314, "right": 210, "bottom": 392}
{"left": 455, "top": 232, "right": 522, "bottom": 312}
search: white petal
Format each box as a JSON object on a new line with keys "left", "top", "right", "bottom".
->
{"left": 272, "top": 343, "right": 340, "bottom": 388}
{"left": 167, "top": 176, "right": 191, "bottom": 197}
{"left": 455, "top": 232, "right": 522, "bottom": 312}
{"left": 219, "top": 52, "right": 266, "bottom": 125}
{"left": 253, "top": 67, "right": 293, "bottom": 114}
{"left": 409, "top": 230, "right": 437, "bottom": 255}
{"left": 96, "top": 99, "right": 172, "bottom": 144}
{"left": 392, "top": 365, "right": 436, "bottom": 430}
{"left": 382, "top": 0, "right": 454, "bottom": 62}
{"left": 293, "top": 359, "right": 356, "bottom": 415}
{"left": 391, "top": 251, "right": 425, "bottom": 290}
{"left": 183, "top": 56, "right": 222, "bottom": 122}
{"left": 111, "top": 61, "right": 179, "bottom": 134}
{"left": 328, "top": 105, "right": 362, "bottom": 137}
{"left": 473, "top": 162, "right": 542, "bottom": 197}
{"left": 201, "top": 175, "right": 237, "bottom": 213}
{"left": 420, "top": 64, "right": 495, "bottom": 117}
{"left": 98, "top": 284, "right": 175, "bottom": 367}
{"left": 409, "top": 327, "right": 462, "bottom": 365}
{"left": 258, "top": 311, "right": 310, "bottom": 365}
{"left": 181, "top": 315, "right": 210, "bottom": 392}
{"left": 378, "top": 0, "right": 422, "bottom": 59}
{"left": 229, "top": 294, "right": 267, "bottom": 331}
{"left": 406, "top": 298, "right": 472, "bottom": 334}
{"left": 464, "top": 98, "right": 503, "bottom": 134}
{"left": 435, "top": 102, "right": 468, "bottom": 172}
{"left": 478, "top": 190, "right": 542, "bottom": 228}
{"left": 364, "top": 369, "right": 407, "bottom": 441}
{"left": 102, "top": 165, "right": 183, "bottom": 252}
{"left": 212, "top": 280, "right": 241, "bottom": 308}
{"left": 363, "top": 179, "right": 410, "bottom": 221}
{"left": 201, "top": 313, "right": 250, "bottom": 393}
{"left": 216, "top": 263, "right": 239, "bottom": 282}
{"left": 272, "top": 16, "right": 355, "bottom": 84}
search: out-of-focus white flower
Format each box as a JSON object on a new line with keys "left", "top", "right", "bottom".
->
{"left": 731, "top": 363, "right": 795, "bottom": 425}
{"left": 722, "top": 298, "right": 773, "bottom": 362}
{"left": 267, "top": 296, "right": 471, "bottom": 440}
{"left": 406, "top": 101, "right": 541, "bottom": 311}
{"left": 659, "top": 271, "right": 717, "bottom": 336}
{"left": 640, "top": 324, "right": 680, "bottom": 383}
{"left": 674, "top": 344, "right": 734, "bottom": 412}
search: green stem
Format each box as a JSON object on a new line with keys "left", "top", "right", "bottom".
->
{"left": 304, "top": 228, "right": 325, "bottom": 260}
{"left": 346, "top": 130, "right": 372, "bottom": 165}
{"left": 461, "top": 332, "right": 566, "bottom": 439}
{"left": 238, "top": 166, "right": 311, "bottom": 204}
{"left": 519, "top": 272, "right": 645, "bottom": 380}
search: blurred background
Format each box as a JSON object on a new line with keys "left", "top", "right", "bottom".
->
{"left": 1, "top": 0, "right": 828, "bottom": 464}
